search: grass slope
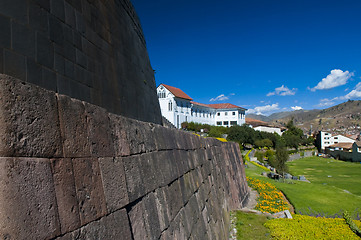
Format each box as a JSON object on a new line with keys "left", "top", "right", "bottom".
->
{"left": 245, "top": 157, "right": 361, "bottom": 217}
{"left": 231, "top": 211, "right": 271, "bottom": 240}
{"left": 287, "top": 157, "right": 361, "bottom": 196}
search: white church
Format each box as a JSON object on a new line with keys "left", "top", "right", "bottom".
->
{"left": 157, "top": 84, "right": 246, "bottom": 129}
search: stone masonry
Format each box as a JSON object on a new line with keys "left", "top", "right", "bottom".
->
{"left": 0, "top": 0, "right": 162, "bottom": 124}
{"left": 0, "top": 74, "right": 249, "bottom": 239}
{"left": 0, "top": 0, "right": 250, "bottom": 239}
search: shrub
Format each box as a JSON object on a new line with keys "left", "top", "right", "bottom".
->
{"left": 265, "top": 215, "right": 361, "bottom": 239}
{"left": 255, "top": 151, "right": 265, "bottom": 163}
{"left": 247, "top": 177, "right": 289, "bottom": 214}
{"left": 344, "top": 211, "right": 361, "bottom": 237}
{"left": 208, "top": 127, "right": 222, "bottom": 138}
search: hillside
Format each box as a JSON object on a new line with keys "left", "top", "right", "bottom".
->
{"left": 271, "top": 100, "right": 361, "bottom": 135}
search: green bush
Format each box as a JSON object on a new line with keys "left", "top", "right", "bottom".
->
{"left": 344, "top": 211, "right": 361, "bottom": 237}
{"left": 255, "top": 151, "right": 265, "bottom": 163}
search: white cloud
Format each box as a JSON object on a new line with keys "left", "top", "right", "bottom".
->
{"left": 310, "top": 69, "right": 354, "bottom": 91}
{"left": 267, "top": 85, "right": 297, "bottom": 96}
{"left": 247, "top": 103, "right": 280, "bottom": 115}
{"left": 291, "top": 106, "right": 303, "bottom": 111}
{"left": 338, "top": 82, "right": 361, "bottom": 100}
{"left": 210, "top": 94, "right": 229, "bottom": 102}
{"left": 317, "top": 98, "right": 335, "bottom": 107}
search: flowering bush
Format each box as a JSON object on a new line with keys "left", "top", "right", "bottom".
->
{"left": 265, "top": 214, "right": 361, "bottom": 239}
{"left": 247, "top": 177, "right": 289, "bottom": 214}
{"left": 244, "top": 149, "right": 252, "bottom": 161}
{"left": 250, "top": 161, "right": 270, "bottom": 172}
{"left": 215, "top": 137, "right": 227, "bottom": 142}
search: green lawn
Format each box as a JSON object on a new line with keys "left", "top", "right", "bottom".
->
{"left": 287, "top": 157, "right": 361, "bottom": 196}
{"left": 230, "top": 211, "right": 271, "bottom": 240}
{"left": 244, "top": 157, "right": 361, "bottom": 217}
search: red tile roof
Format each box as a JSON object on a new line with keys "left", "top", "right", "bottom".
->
{"left": 245, "top": 118, "right": 269, "bottom": 127}
{"left": 207, "top": 103, "right": 245, "bottom": 110}
{"left": 160, "top": 84, "right": 193, "bottom": 100}
{"left": 191, "top": 101, "right": 211, "bottom": 108}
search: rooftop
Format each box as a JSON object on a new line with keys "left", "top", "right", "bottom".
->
{"left": 329, "top": 142, "right": 354, "bottom": 149}
{"left": 160, "top": 84, "right": 193, "bottom": 100}
{"left": 159, "top": 84, "right": 246, "bottom": 110}
{"left": 208, "top": 103, "right": 245, "bottom": 110}
{"left": 191, "top": 101, "right": 211, "bottom": 108}
{"left": 245, "top": 117, "right": 269, "bottom": 127}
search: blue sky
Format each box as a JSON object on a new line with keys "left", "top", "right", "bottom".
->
{"left": 132, "top": 0, "right": 361, "bottom": 115}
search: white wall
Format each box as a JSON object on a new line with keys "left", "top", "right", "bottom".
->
{"left": 320, "top": 131, "right": 355, "bottom": 150}
{"left": 157, "top": 85, "right": 246, "bottom": 128}
{"left": 254, "top": 126, "right": 282, "bottom": 135}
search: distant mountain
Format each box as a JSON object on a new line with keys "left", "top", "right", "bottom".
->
{"left": 271, "top": 100, "right": 361, "bottom": 135}
{"left": 246, "top": 113, "right": 271, "bottom": 122}
{"left": 246, "top": 100, "right": 361, "bottom": 135}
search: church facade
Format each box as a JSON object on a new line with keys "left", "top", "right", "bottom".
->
{"left": 157, "top": 84, "right": 246, "bottom": 128}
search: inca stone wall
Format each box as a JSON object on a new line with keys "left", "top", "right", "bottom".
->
{"left": 0, "top": 0, "right": 250, "bottom": 239}
{"left": 0, "top": 75, "right": 249, "bottom": 239}
{"left": 0, "top": 0, "right": 161, "bottom": 124}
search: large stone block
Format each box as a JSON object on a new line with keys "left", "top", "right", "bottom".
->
{"left": 165, "top": 179, "right": 183, "bottom": 221}
{"left": 57, "top": 94, "right": 91, "bottom": 157}
{"left": 123, "top": 155, "right": 145, "bottom": 202}
{"left": 72, "top": 158, "right": 107, "bottom": 225}
{"left": 11, "top": 21, "right": 35, "bottom": 58}
{"left": 0, "top": 15, "right": 11, "bottom": 48}
{"left": 84, "top": 102, "right": 114, "bottom": 157}
{"left": 50, "top": 158, "right": 81, "bottom": 234}
{"left": 128, "top": 199, "right": 148, "bottom": 240}
{"left": 124, "top": 118, "right": 157, "bottom": 155}
{"left": 3, "top": 49, "right": 26, "bottom": 81}
{"left": 58, "top": 209, "right": 132, "bottom": 240}
{"left": 152, "top": 151, "right": 172, "bottom": 186}
{"left": 154, "top": 187, "right": 171, "bottom": 232}
{"left": 108, "top": 113, "right": 130, "bottom": 157}
{"left": 36, "top": 32, "right": 54, "bottom": 69}
{"left": 0, "top": 157, "right": 60, "bottom": 239}
{"left": 0, "top": 74, "right": 63, "bottom": 157}
{"left": 98, "top": 157, "right": 129, "bottom": 212}
{"left": 139, "top": 153, "right": 161, "bottom": 194}
{"left": 143, "top": 192, "right": 162, "bottom": 239}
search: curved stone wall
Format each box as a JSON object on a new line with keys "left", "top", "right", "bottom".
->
{"left": 0, "top": 74, "right": 249, "bottom": 239}
{"left": 0, "top": 0, "right": 161, "bottom": 124}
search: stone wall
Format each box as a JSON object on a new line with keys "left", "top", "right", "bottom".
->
{"left": 288, "top": 150, "right": 315, "bottom": 161}
{"left": 0, "top": 75, "right": 249, "bottom": 240}
{"left": 0, "top": 0, "right": 162, "bottom": 124}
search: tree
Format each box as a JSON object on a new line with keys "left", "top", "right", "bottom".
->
{"left": 282, "top": 119, "right": 305, "bottom": 150}
{"left": 275, "top": 143, "right": 289, "bottom": 177}
{"left": 227, "top": 125, "right": 256, "bottom": 146}
{"left": 208, "top": 127, "right": 222, "bottom": 138}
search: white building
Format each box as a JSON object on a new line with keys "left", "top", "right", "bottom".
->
{"left": 253, "top": 126, "right": 283, "bottom": 135}
{"left": 318, "top": 131, "right": 355, "bottom": 150}
{"left": 157, "top": 84, "right": 246, "bottom": 128}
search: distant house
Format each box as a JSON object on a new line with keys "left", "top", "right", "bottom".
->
{"left": 246, "top": 117, "right": 283, "bottom": 135}
{"left": 323, "top": 139, "right": 361, "bottom": 162}
{"left": 253, "top": 126, "right": 283, "bottom": 135}
{"left": 316, "top": 131, "right": 355, "bottom": 151}
{"left": 157, "top": 84, "right": 246, "bottom": 128}
{"left": 328, "top": 142, "right": 353, "bottom": 152}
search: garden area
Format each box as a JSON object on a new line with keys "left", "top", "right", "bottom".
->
{"left": 232, "top": 156, "right": 361, "bottom": 239}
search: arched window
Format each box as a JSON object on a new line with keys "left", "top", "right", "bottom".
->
{"left": 168, "top": 101, "right": 172, "bottom": 111}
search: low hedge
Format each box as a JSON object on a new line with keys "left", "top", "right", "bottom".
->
{"left": 265, "top": 215, "right": 361, "bottom": 239}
